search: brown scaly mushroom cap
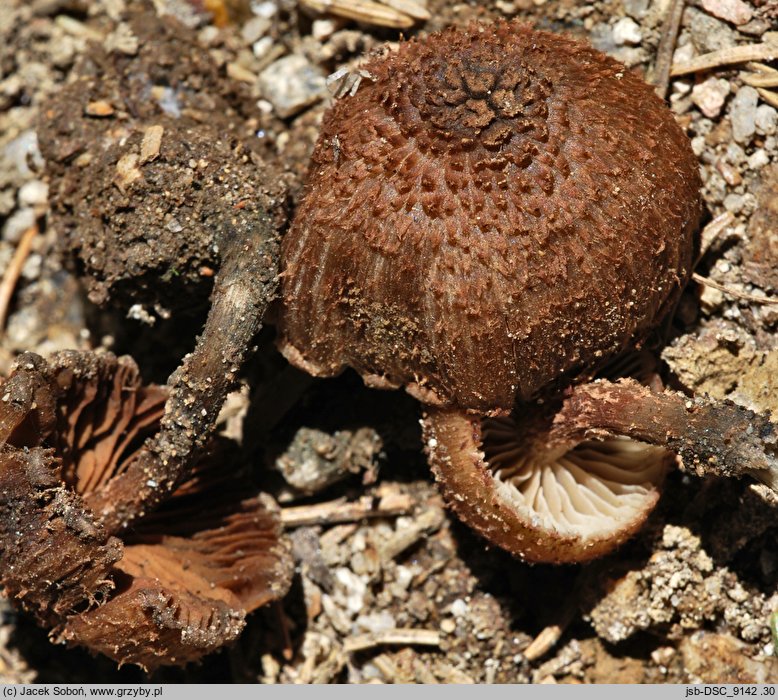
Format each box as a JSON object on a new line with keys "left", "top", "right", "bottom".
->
{"left": 279, "top": 20, "right": 701, "bottom": 413}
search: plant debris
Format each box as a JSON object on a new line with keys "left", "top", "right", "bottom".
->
{"left": 0, "top": 351, "right": 292, "bottom": 670}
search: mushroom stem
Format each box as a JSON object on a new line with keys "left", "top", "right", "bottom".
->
{"left": 84, "top": 221, "right": 279, "bottom": 535}
{"left": 532, "top": 379, "right": 778, "bottom": 491}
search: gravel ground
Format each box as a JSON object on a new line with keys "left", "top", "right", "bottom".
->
{"left": 1, "top": 0, "right": 777, "bottom": 684}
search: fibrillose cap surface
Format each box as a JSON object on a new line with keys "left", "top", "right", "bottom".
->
{"left": 279, "top": 21, "right": 701, "bottom": 413}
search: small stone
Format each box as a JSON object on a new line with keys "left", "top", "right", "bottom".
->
{"left": 612, "top": 17, "right": 642, "bottom": 46}
{"left": 723, "top": 193, "right": 745, "bottom": 213}
{"left": 114, "top": 153, "right": 143, "bottom": 191}
{"left": 3, "top": 131, "right": 44, "bottom": 178}
{"left": 738, "top": 18, "right": 770, "bottom": 36}
{"left": 691, "top": 77, "right": 730, "bottom": 118}
{"left": 126, "top": 304, "right": 156, "bottom": 325}
{"left": 85, "top": 100, "right": 115, "bottom": 117}
{"left": 334, "top": 567, "right": 367, "bottom": 615}
{"left": 252, "top": 36, "right": 274, "bottom": 60}
{"left": 17, "top": 180, "right": 48, "bottom": 208}
{"left": 139, "top": 125, "right": 164, "bottom": 164}
{"left": 2, "top": 207, "right": 35, "bottom": 243}
{"left": 725, "top": 142, "right": 746, "bottom": 165}
{"left": 258, "top": 54, "right": 326, "bottom": 119}
{"left": 450, "top": 598, "right": 468, "bottom": 617}
{"left": 700, "top": 0, "right": 753, "bottom": 26}
{"left": 747, "top": 149, "right": 769, "bottom": 171}
{"left": 241, "top": 15, "right": 271, "bottom": 44}
{"left": 729, "top": 86, "right": 759, "bottom": 144}
{"left": 623, "top": 0, "right": 649, "bottom": 19}
{"left": 440, "top": 618, "right": 457, "bottom": 634}
{"left": 252, "top": 0, "right": 278, "bottom": 18}
{"left": 755, "top": 104, "right": 778, "bottom": 136}
{"left": 651, "top": 646, "right": 676, "bottom": 666}
{"left": 356, "top": 611, "right": 394, "bottom": 633}
{"left": 166, "top": 218, "right": 183, "bottom": 233}
{"left": 312, "top": 18, "right": 338, "bottom": 40}
{"left": 103, "top": 23, "right": 139, "bottom": 55}
{"left": 687, "top": 7, "right": 739, "bottom": 54}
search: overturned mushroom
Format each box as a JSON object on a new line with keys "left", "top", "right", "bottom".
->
{"left": 424, "top": 379, "right": 778, "bottom": 563}
{"left": 279, "top": 21, "right": 778, "bottom": 561}
{"left": 0, "top": 351, "right": 292, "bottom": 669}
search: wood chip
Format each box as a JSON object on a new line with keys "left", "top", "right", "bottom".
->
{"left": 343, "top": 628, "right": 441, "bottom": 653}
{"left": 54, "top": 15, "right": 105, "bottom": 41}
{"left": 412, "top": 657, "right": 439, "bottom": 684}
{"left": 300, "top": 0, "right": 415, "bottom": 28}
{"left": 85, "top": 100, "right": 115, "bottom": 117}
{"left": 698, "top": 211, "right": 736, "bottom": 261}
{"left": 319, "top": 523, "right": 358, "bottom": 550}
{"left": 746, "top": 61, "right": 778, "bottom": 74}
{"left": 757, "top": 87, "right": 778, "bottom": 109}
{"left": 371, "top": 653, "right": 400, "bottom": 681}
{"left": 281, "top": 492, "right": 414, "bottom": 527}
{"left": 671, "top": 42, "right": 778, "bottom": 76}
{"left": 114, "top": 153, "right": 143, "bottom": 192}
{"left": 378, "top": 507, "right": 445, "bottom": 563}
{"left": 381, "top": 0, "right": 430, "bottom": 20}
{"left": 140, "top": 125, "right": 164, "bottom": 164}
{"left": 226, "top": 62, "right": 257, "bottom": 84}
{"left": 741, "top": 73, "right": 778, "bottom": 88}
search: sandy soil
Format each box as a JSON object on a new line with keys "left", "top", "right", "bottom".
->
{"left": 0, "top": 0, "right": 777, "bottom": 684}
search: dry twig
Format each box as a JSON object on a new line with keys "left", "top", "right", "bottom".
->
{"left": 651, "top": 0, "right": 685, "bottom": 99}
{"left": 757, "top": 88, "right": 778, "bottom": 109}
{"left": 343, "top": 628, "right": 441, "bottom": 653}
{"left": 0, "top": 224, "right": 38, "bottom": 333}
{"left": 377, "top": 507, "right": 445, "bottom": 562}
{"left": 299, "top": 0, "right": 420, "bottom": 28}
{"left": 692, "top": 272, "right": 778, "bottom": 305}
{"left": 671, "top": 43, "right": 778, "bottom": 76}
{"left": 281, "top": 492, "right": 414, "bottom": 527}
{"left": 523, "top": 607, "right": 576, "bottom": 662}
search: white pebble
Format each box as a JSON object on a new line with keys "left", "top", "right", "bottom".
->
{"left": 17, "top": 180, "right": 48, "bottom": 208}
{"left": 258, "top": 54, "right": 326, "bottom": 119}
{"left": 612, "top": 17, "right": 642, "bottom": 46}
{"left": 755, "top": 104, "right": 777, "bottom": 136}
{"left": 450, "top": 598, "right": 468, "bottom": 618}
{"left": 723, "top": 193, "right": 744, "bottom": 213}
{"left": 729, "top": 86, "right": 759, "bottom": 144}
{"left": 747, "top": 149, "right": 769, "bottom": 171}
{"left": 2, "top": 207, "right": 35, "bottom": 243}
{"left": 252, "top": 36, "right": 273, "bottom": 60}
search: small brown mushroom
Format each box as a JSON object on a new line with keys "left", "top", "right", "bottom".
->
{"left": 0, "top": 351, "right": 292, "bottom": 669}
{"left": 279, "top": 20, "right": 701, "bottom": 413}
{"left": 423, "top": 378, "right": 778, "bottom": 563}
{"left": 423, "top": 408, "right": 674, "bottom": 563}
{"left": 278, "top": 21, "right": 710, "bottom": 561}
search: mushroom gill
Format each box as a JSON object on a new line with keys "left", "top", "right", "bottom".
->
{"left": 424, "top": 379, "right": 778, "bottom": 563}
{"left": 0, "top": 351, "right": 292, "bottom": 669}
{"left": 423, "top": 408, "right": 672, "bottom": 563}
{"left": 485, "top": 419, "right": 671, "bottom": 545}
